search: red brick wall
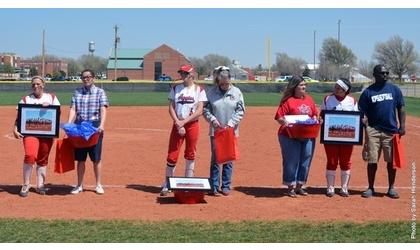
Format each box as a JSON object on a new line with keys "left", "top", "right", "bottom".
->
{"left": 143, "top": 44, "right": 190, "bottom": 80}
{"left": 107, "top": 69, "right": 142, "bottom": 80}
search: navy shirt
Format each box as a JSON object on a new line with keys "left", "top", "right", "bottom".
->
{"left": 358, "top": 81, "right": 404, "bottom": 134}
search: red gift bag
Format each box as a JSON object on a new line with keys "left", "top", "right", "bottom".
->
{"left": 214, "top": 127, "right": 239, "bottom": 164}
{"left": 54, "top": 138, "right": 75, "bottom": 174}
{"left": 392, "top": 134, "right": 406, "bottom": 169}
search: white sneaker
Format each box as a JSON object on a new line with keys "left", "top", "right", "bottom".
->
{"left": 71, "top": 185, "right": 83, "bottom": 194}
{"left": 95, "top": 185, "right": 105, "bottom": 195}
{"left": 326, "top": 186, "right": 335, "bottom": 197}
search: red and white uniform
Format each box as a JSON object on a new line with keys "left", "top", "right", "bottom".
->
{"left": 19, "top": 93, "right": 60, "bottom": 166}
{"left": 321, "top": 94, "right": 358, "bottom": 170}
{"left": 166, "top": 84, "right": 207, "bottom": 165}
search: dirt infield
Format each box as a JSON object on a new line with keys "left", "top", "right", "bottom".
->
{"left": 0, "top": 106, "right": 419, "bottom": 222}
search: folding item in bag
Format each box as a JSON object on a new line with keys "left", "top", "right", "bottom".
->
{"left": 214, "top": 127, "right": 239, "bottom": 164}
{"left": 54, "top": 138, "right": 75, "bottom": 174}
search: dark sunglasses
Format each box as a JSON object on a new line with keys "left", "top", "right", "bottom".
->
{"left": 380, "top": 71, "right": 390, "bottom": 75}
{"left": 81, "top": 75, "right": 93, "bottom": 79}
{"left": 179, "top": 72, "right": 190, "bottom": 76}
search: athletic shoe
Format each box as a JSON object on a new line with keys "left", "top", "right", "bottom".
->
{"left": 221, "top": 189, "right": 230, "bottom": 196}
{"left": 296, "top": 188, "right": 308, "bottom": 196}
{"left": 19, "top": 184, "right": 30, "bottom": 197}
{"left": 36, "top": 186, "right": 49, "bottom": 195}
{"left": 208, "top": 190, "right": 221, "bottom": 197}
{"left": 326, "top": 186, "right": 335, "bottom": 197}
{"left": 287, "top": 189, "right": 297, "bottom": 198}
{"left": 95, "top": 185, "right": 105, "bottom": 195}
{"left": 361, "top": 188, "right": 374, "bottom": 198}
{"left": 160, "top": 187, "right": 171, "bottom": 196}
{"left": 70, "top": 185, "right": 83, "bottom": 195}
{"left": 386, "top": 188, "right": 399, "bottom": 199}
{"left": 339, "top": 187, "right": 349, "bottom": 197}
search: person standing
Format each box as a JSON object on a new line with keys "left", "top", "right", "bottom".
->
{"left": 13, "top": 76, "right": 61, "bottom": 197}
{"left": 274, "top": 76, "right": 318, "bottom": 198}
{"left": 203, "top": 66, "right": 245, "bottom": 196}
{"left": 160, "top": 65, "right": 207, "bottom": 196}
{"left": 67, "top": 69, "right": 109, "bottom": 195}
{"left": 321, "top": 78, "right": 358, "bottom": 197}
{"left": 358, "top": 64, "right": 406, "bottom": 199}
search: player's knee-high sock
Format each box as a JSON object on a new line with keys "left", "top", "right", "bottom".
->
{"left": 162, "top": 164, "right": 176, "bottom": 188}
{"left": 386, "top": 162, "right": 396, "bottom": 189}
{"left": 326, "top": 170, "right": 336, "bottom": 193}
{"left": 185, "top": 160, "right": 195, "bottom": 177}
{"left": 341, "top": 170, "right": 350, "bottom": 193}
{"left": 36, "top": 165, "right": 47, "bottom": 188}
{"left": 23, "top": 163, "right": 33, "bottom": 185}
{"left": 367, "top": 163, "right": 377, "bottom": 190}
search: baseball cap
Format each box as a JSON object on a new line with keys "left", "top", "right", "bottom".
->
{"left": 177, "top": 65, "right": 194, "bottom": 74}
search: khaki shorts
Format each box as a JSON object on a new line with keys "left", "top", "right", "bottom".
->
{"left": 364, "top": 126, "right": 393, "bottom": 164}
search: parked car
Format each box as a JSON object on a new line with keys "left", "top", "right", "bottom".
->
{"left": 158, "top": 75, "right": 172, "bottom": 81}
{"left": 275, "top": 75, "right": 293, "bottom": 82}
{"left": 51, "top": 76, "right": 66, "bottom": 81}
{"left": 303, "top": 76, "right": 319, "bottom": 83}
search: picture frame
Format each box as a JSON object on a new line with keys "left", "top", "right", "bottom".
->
{"left": 320, "top": 110, "right": 363, "bottom": 145}
{"left": 167, "top": 177, "right": 211, "bottom": 191}
{"left": 17, "top": 104, "right": 61, "bottom": 138}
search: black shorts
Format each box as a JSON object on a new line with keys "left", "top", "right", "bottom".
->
{"left": 74, "top": 132, "right": 104, "bottom": 162}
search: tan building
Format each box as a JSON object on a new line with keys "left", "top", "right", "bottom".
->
{"left": 0, "top": 53, "right": 21, "bottom": 68}
{"left": 107, "top": 44, "right": 190, "bottom": 80}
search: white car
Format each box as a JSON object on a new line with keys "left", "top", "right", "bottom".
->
{"left": 275, "top": 75, "right": 293, "bottom": 82}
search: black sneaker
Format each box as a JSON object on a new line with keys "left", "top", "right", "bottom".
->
{"left": 296, "top": 188, "right": 308, "bottom": 196}
{"left": 36, "top": 186, "right": 49, "bottom": 195}
{"left": 287, "top": 189, "right": 297, "bottom": 198}
{"left": 386, "top": 188, "right": 399, "bottom": 199}
{"left": 19, "top": 184, "right": 30, "bottom": 197}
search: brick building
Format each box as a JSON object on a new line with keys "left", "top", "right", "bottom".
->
{"left": 107, "top": 44, "right": 190, "bottom": 80}
{"left": 0, "top": 53, "right": 21, "bottom": 68}
{"left": 19, "top": 59, "right": 68, "bottom": 77}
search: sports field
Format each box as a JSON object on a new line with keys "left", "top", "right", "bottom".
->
{"left": 0, "top": 92, "right": 418, "bottom": 242}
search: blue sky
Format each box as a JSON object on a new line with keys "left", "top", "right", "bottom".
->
{"left": 1, "top": 8, "right": 419, "bottom": 68}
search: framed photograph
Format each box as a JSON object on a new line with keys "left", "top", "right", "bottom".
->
{"left": 17, "top": 104, "right": 61, "bottom": 138}
{"left": 320, "top": 110, "right": 363, "bottom": 145}
{"left": 167, "top": 177, "right": 211, "bottom": 191}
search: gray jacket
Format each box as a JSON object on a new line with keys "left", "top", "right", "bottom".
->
{"left": 203, "top": 85, "right": 245, "bottom": 136}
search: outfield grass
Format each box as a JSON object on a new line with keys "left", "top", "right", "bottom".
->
{"left": 1, "top": 91, "right": 419, "bottom": 117}
{"left": 0, "top": 219, "right": 417, "bottom": 243}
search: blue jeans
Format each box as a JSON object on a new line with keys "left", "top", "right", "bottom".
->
{"left": 278, "top": 134, "right": 315, "bottom": 186}
{"left": 209, "top": 137, "right": 233, "bottom": 192}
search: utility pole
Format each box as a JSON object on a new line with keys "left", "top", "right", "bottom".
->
{"left": 41, "top": 29, "right": 45, "bottom": 78}
{"left": 313, "top": 30, "right": 316, "bottom": 76}
{"left": 338, "top": 19, "right": 341, "bottom": 43}
{"left": 114, "top": 25, "right": 119, "bottom": 81}
{"left": 266, "top": 37, "right": 272, "bottom": 81}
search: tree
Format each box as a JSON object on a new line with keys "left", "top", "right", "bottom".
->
{"left": 318, "top": 38, "right": 357, "bottom": 80}
{"left": 66, "top": 58, "right": 82, "bottom": 76}
{"left": 78, "top": 55, "right": 107, "bottom": 76}
{"left": 29, "top": 67, "right": 38, "bottom": 77}
{"left": 189, "top": 57, "right": 206, "bottom": 79}
{"left": 358, "top": 60, "right": 376, "bottom": 79}
{"left": 274, "top": 53, "right": 306, "bottom": 76}
{"left": 189, "top": 54, "right": 231, "bottom": 79}
{"left": 0, "top": 63, "right": 14, "bottom": 73}
{"left": 373, "top": 35, "right": 419, "bottom": 82}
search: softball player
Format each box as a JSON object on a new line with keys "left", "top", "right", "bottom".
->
{"left": 160, "top": 65, "right": 207, "bottom": 196}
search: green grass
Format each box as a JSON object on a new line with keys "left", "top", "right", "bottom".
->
{"left": 0, "top": 219, "right": 417, "bottom": 243}
{"left": 1, "top": 91, "right": 419, "bottom": 117}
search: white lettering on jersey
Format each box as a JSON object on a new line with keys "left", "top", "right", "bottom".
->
{"left": 371, "top": 93, "right": 393, "bottom": 103}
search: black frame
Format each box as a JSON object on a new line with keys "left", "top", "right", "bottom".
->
{"left": 320, "top": 110, "right": 363, "bottom": 145}
{"left": 17, "top": 103, "right": 61, "bottom": 138}
{"left": 167, "top": 177, "right": 211, "bottom": 191}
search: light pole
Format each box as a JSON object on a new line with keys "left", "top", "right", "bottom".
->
{"left": 338, "top": 19, "right": 341, "bottom": 43}
{"left": 313, "top": 30, "right": 316, "bottom": 77}
{"left": 114, "top": 25, "right": 120, "bottom": 81}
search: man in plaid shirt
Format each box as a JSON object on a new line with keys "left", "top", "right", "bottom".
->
{"left": 67, "top": 69, "right": 109, "bottom": 195}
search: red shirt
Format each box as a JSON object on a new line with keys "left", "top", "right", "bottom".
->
{"left": 274, "top": 95, "right": 318, "bottom": 136}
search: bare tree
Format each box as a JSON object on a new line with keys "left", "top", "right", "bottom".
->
{"left": 189, "top": 57, "right": 206, "bottom": 79}
{"left": 189, "top": 54, "right": 231, "bottom": 78}
{"left": 275, "top": 53, "right": 306, "bottom": 76}
{"left": 373, "top": 35, "right": 419, "bottom": 82}
{"left": 318, "top": 38, "right": 357, "bottom": 80}
{"left": 358, "top": 60, "right": 376, "bottom": 79}
{"left": 78, "top": 54, "right": 107, "bottom": 76}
